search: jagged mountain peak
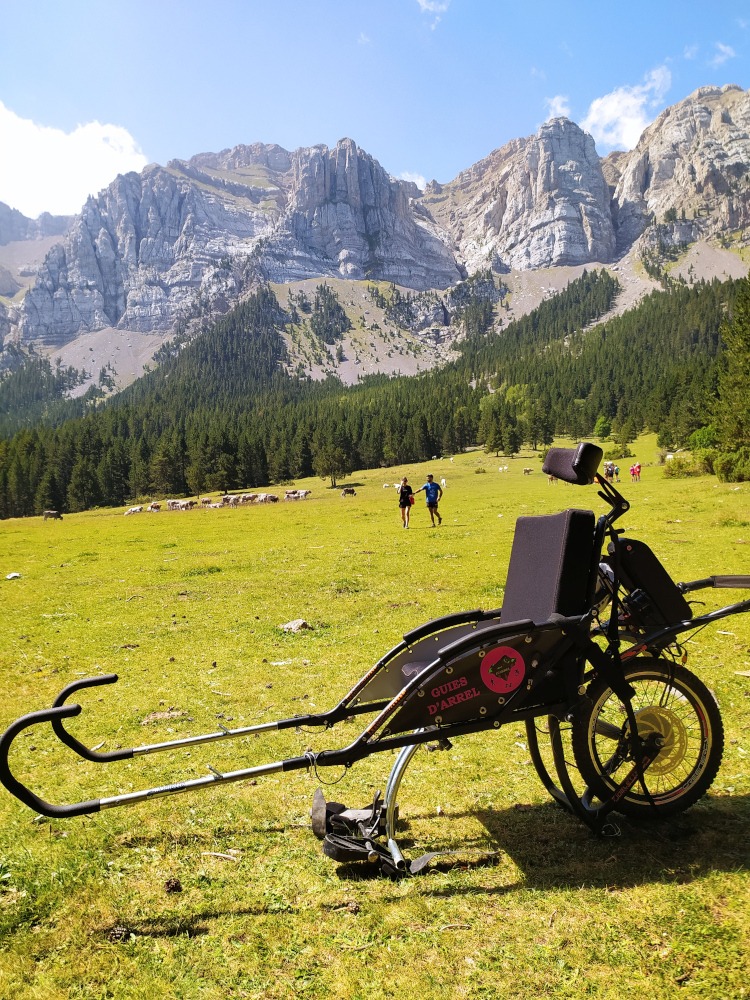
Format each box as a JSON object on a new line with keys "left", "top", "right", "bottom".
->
{"left": 2, "top": 84, "right": 749, "bottom": 362}
{"left": 611, "top": 82, "right": 750, "bottom": 250}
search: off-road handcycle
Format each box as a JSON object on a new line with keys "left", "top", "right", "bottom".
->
{"left": 2, "top": 443, "right": 748, "bottom": 876}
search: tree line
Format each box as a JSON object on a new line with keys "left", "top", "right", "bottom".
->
{"left": 0, "top": 268, "right": 747, "bottom": 519}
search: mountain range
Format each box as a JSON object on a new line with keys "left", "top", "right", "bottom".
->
{"left": 1, "top": 83, "right": 749, "bottom": 392}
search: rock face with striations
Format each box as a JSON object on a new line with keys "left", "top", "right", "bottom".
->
{"left": 611, "top": 84, "right": 750, "bottom": 251}
{"left": 421, "top": 118, "right": 616, "bottom": 272}
{"left": 0, "top": 203, "right": 72, "bottom": 246}
{"left": 6, "top": 85, "right": 750, "bottom": 349}
{"left": 13, "top": 139, "right": 461, "bottom": 345}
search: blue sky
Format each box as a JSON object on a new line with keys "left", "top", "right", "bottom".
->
{"left": 1, "top": 0, "right": 748, "bottom": 218}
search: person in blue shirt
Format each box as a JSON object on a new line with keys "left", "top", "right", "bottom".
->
{"left": 415, "top": 474, "right": 443, "bottom": 526}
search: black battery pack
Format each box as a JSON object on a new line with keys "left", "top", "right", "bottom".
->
{"left": 608, "top": 537, "right": 693, "bottom": 626}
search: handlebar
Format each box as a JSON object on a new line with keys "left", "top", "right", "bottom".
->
{"left": 679, "top": 575, "right": 750, "bottom": 593}
{"left": 50, "top": 674, "right": 133, "bottom": 763}
{"left": 0, "top": 704, "right": 102, "bottom": 817}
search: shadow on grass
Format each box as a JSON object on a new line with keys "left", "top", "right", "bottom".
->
{"left": 336, "top": 793, "right": 750, "bottom": 893}
{"left": 100, "top": 901, "right": 292, "bottom": 940}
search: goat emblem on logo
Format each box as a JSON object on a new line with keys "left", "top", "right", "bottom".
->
{"left": 480, "top": 646, "right": 525, "bottom": 694}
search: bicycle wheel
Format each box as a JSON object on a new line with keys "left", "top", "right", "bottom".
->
{"left": 572, "top": 657, "right": 723, "bottom": 819}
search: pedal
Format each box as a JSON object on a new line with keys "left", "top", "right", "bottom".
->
{"left": 322, "top": 833, "right": 382, "bottom": 864}
{"left": 311, "top": 788, "right": 388, "bottom": 839}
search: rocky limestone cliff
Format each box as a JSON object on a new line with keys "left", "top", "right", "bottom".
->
{"left": 6, "top": 85, "right": 750, "bottom": 351}
{"left": 0, "top": 202, "right": 72, "bottom": 246}
{"left": 422, "top": 119, "right": 616, "bottom": 271}
{"left": 612, "top": 84, "right": 750, "bottom": 251}
{"left": 13, "top": 139, "right": 460, "bottom": 346}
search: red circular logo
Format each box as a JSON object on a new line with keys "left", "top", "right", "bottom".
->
{"left": 480, "top": 646, "right": 525, "bottom": 694}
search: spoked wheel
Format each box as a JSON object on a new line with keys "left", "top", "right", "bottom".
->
{"left": 572, "top": 657, "right": 723, "bottom": 819}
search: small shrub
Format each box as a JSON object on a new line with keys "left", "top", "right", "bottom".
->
{"left": 715, "top": 447, "right": 750, "bottom": 482}
{"left": 474, "top": 466, "right": 487, "bottom": 474}
{"left": 604, "top": 446, "right": 634, "bottom": 461}
{"left": 662, "top": 455, "right": 702, "bottom": 478}
{"left": 692, "top": 448, "right": 718, "bottom": 475}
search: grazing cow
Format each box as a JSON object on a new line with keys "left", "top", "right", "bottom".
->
{"left": 440, "top": 478, "right": 447, "bottom": 488}
{"left": 284, "top": 489, "right": 311, "bottom": 500}
{"left": 147, "top": 502, "right": 161, "bottom": 512}
{"left": 166, "top": 499, "right": 181, "bottom": 511}
{"left": 201, "top": 498, "right": 213, "bottom": 507}
{"left": 341, "top": 488, "right": 356, "bottom": 497}
{"left": 124, "top": 505, "right": 143, "bottom": 515}
{"left": 43, "top": 510, "right": 62, "bottom": 520}
{"left": 547, "top": 475, "right": 557, "bottom": 485}
{"left": 523, "top": 468, "right": 533, "bottom": 475}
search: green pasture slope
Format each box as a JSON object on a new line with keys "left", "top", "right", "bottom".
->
{"left": 0, "top": 439, "right": 748, "bottom": 999}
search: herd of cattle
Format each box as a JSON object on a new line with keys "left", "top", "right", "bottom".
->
{"left": 40, "top": 468, "right": 555, "bottom": 522}
{"left": 122, "top": 489, "right": 312, "bottom": 515}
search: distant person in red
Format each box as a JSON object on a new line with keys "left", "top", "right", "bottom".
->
{"left": 398, "top": 477, "right": 414, "bottom": 529}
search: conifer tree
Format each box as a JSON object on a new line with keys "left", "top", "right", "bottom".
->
{"left": 716, "top": 274, "right": 750, "bottom": 451}
{"left": 714, "top": 273, "right": 750, "bottom": 480}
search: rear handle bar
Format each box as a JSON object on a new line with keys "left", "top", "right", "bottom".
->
{"left": 679, "top": 575, "right": 750, "bottom": 593}
{"left": 45, "top": 673, "right": 387, "bottom": 764}
{"left": 0, "top": 700, "right": 315, "bottom": 818}
{"left": 0, "top": 674, "right": 391, "bottom": 818}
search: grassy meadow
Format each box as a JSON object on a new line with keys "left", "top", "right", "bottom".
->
{"left": 0, "top": 437, "right": 748, "bottom": 999}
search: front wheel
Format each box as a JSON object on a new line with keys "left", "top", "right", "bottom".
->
{"left": 572, "top": 658, "right": 723, "bottom": 819}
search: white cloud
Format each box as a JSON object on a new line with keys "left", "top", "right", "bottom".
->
{"left": 683, "top": 43, "right": 698, "bottom": 60}
{"left": 709, "top": 42, "right": 736, "bottom": 68}
{"left": 416, "top": 0, "right": 450, "bottom": 12}
{"left": 581, "top": 66, "right": 672, "bottom": 152}
{"left": 416, "top": 0, "right": 450, "bottom": 28}
{"left": 0, "top": 101, "right": 148, "bottom": 218}
{"left": 545, "top": 94, "right": 571, "bottom": 120}
{"left": 399, "top": 171, "right": 426, "bottom": 191}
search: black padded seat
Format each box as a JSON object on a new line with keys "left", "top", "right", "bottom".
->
{"left": 500, "top": 508, "right": 596, "bottom": 625}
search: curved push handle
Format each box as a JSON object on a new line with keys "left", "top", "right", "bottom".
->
{"left": 51, "top": 674, "right": 133, "bottom": 762}
{"left": 0, "top": 704, "right": 102, "bottom": 817}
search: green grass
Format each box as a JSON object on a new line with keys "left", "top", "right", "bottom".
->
{"left": 0, "top": 439, "right": 749, "bottom": 999}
